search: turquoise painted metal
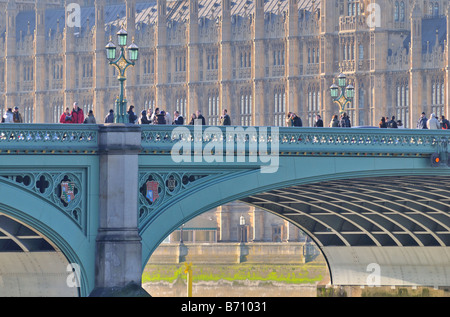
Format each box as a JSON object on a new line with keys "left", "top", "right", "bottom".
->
{"left": 0, "top": 124, "right": 449, "bottom": 295}
{"left": 0, "top": 124, "right": 99, "bottom": 296}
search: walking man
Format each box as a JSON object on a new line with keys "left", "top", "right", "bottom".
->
{"left": 12, "top": 107, "right": 23, "bottom": 123}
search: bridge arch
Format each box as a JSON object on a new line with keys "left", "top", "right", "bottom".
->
{"left": 0, "top": 179, "right": 95, "bottom": 296}
{"left": 140, "top": 155, "right": 450, "bottom": 287}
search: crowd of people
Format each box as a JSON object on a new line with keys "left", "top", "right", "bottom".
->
{"left": 124, "top": 106, "right": 232, "bottom": 126}
{"left": 2, "top": 103, "right": 450, "bottom": 130}
{"left": 1, "top": 106, "right": 23, "bottom": 123}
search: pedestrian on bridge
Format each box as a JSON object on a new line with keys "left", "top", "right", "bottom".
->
{"left": 138, "top": 110, "right": 151, "bottom": 124}
{"left": 2, "top": 108, "right": 13, "bottom": 123}
{"left": 329, "top": 115, "right": 339, "bottom": 127}
{"left": 387, "top": 116, "right": 398, "bottom": 128}
{"left": 220, "top": 109, "right": 231, "bottom": 126}
{"left": 314, "top": 115, "right": 323, "bottom": 127}
{"left": 427, "top": 113, "right": 440, "bottom": 129}
{"left": 12, "top": 107, "right": 23, "bottom": 123}
{"left": 339, "top": 113, "right": 351, "bottom": 127}
{"left": 60, "top": 107, "right": 73, "bottom": 124}
{"left": 196, "top": 110, "right": 206, "bottom": 125}
{"left": 417, "top": 112, "right": 428, "bottom": 129}
{"left": 288, "top": 113, "right": 302, "bottom": 127}
{"left": 84, "top": 110, "right": 96, "bottom": 124}
{"left": 71, "top": 102, "right": 84, "bottom": 124}
{"left": 127, "top": 105, "right": 138, "bottom": 124}
{"left": 440, "top": 116, "right": 449, "bottom": 129}
{"left": 104, "top": 109, "right": 114, "bottom": 123}
{"left": 379, "top": 117, "right": 387, "bottom": 128}
{"left": 189, "top": 113, "right": 197, "bottom": 125}
{"left": 173, "top": 111, "right": 184, "bottom": 125}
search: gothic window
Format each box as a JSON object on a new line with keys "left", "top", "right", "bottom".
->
{"left": 240, "top": 49, "right": 251, "bottom": 68}
{"left": 207, "top": 89, "right": 219, "bottom": 125}
{"left": 348, "top": 0, "right": 360, "bottom": 16}
{"left": 52, "top": 101, "right": 64, "bottom": 123}
{"left": 394, "top": 1, "right": 399, "bottom": 21}
{"left": 175, "top": 91, "right": 187, "bottom": 117}
{"left": 359, "top": 44, "right": 364, "bottom": 60}
{"left": 144, "top": 95, "right": 155, "bottom": 111}
{"left": 433, "top": 3, "right": 439, "bottom": 17}
{"left": 207, "top": 53, "right": 218, "bottom": 70}
{"left": 273, "top": 86, "right": 285, "bottom": 126}
{"left": 395, "top": 79, "right": 409, "bottom": 128}
{"left": 431, "top": 76, "right": 444, "bottom": 117}
{"left": 240, "top": 88, "right": 252, "bottom": 126}
{"left": 358, "top": 86, "right": 365, "bottom": 126}
{"left": 308, "top": 47, "right": 318, "bottom": 64}
{"left": 399, "top": 2, "right": 405, "bottom": 22}
{"left": 273, "top": 47, "right": 285, "bottom": 66}
{"left": 24, "top": 104, "right": 34, "bottom": 123}
{"left": 307, "top": 84, "right": 320, "bottom": 126}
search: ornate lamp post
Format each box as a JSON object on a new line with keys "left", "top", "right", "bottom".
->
{"left": 105, "top": 26, "right": 139, "bottom": 123}
{"left": 330, "top": 73, "right": 354, "bottom": 115}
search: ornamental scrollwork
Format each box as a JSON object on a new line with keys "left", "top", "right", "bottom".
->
{"left": 0, "top": 170, "right": 85, "bottom": 232}
{"left": 138, "top": 170, "right": 225, "bottom": 225}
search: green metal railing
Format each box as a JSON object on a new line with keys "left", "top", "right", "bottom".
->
{"left": 0, "top": 124, "right": 448, "bottom": 158}
{"left": 140, "top": 125, "right": 450, "bottom": 157}
{"left": 0, "top": 124, "right": 99, "bottom": 154}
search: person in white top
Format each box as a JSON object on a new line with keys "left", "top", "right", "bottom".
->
{"left": 427, "top": 113, "right": 440, "bottom": 129}
{"left": 3, "top": 108, "right": 13, "bottom": 123}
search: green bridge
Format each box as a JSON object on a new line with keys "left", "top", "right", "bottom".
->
{"left": 0, "top": 124, "right": 449, "bottom": 296}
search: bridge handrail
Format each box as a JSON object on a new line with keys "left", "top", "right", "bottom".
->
{"left": 140, "top": 125, "right": 450, "bottom": 155}
{"left": 0, "top": 124, "right": 99, "bottom": 153}
{"left": 0, "top": 124, "right": 448, "bottom": 156}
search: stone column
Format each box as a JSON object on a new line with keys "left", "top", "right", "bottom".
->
{"left": 90, "top": 124, "right": 148, "bottom": 296}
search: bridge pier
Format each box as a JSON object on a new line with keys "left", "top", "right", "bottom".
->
{"left": 89, "top": 124, "right": 149, "bottom": 297}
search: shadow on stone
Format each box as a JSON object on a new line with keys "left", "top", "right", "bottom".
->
{"left": 89, "top": 282, "right": 151, "bottom": 297}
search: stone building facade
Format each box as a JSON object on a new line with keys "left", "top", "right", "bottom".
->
{"left": 1, "top": 0, "right": 449, "bottom": 128}
{"left": 167, "top": 202, "right": 309, "bottom": 243}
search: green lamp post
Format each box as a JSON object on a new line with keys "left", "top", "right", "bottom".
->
{"left": 105, "top": 26, "right": 139, "bottom": 123}
{"left": 330, "top": 73, "right": 354, "bottom": 115}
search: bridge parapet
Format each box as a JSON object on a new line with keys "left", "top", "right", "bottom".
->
{"left": 0, "top": 124, "right": 99, "bottom": 154}
{"left": 0, "top": 124, "right": 447, "bottom": 158}
{"left": 140, "top": 125, "right": 449, "bottom": 160}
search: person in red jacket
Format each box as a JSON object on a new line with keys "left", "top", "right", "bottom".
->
{"left": 60, "top": 107, "right": 73, "bottom": 123}
{"left": 71, "top": 102, "right": 84, "bottom": 124}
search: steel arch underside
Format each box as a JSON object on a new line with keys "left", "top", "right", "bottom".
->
{"left": 139, "top": 154, "right": 450, "bottom": 261}
{"left": 0, "top": 164, "right": 98, "bottom": 297}
{"left": 139, "top": 155, "right": 450, "bottom": 286}
{"left": 241, "top": 175, "right": 450, "bottom": 248}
